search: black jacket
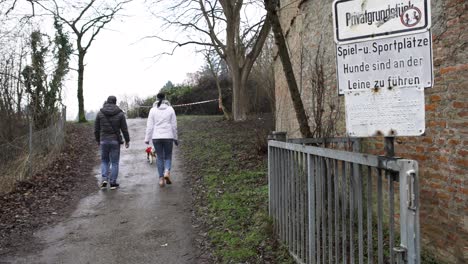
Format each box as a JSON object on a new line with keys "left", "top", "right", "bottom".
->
{"left": 94, "top": 103, "right": 130, "bottom": 143}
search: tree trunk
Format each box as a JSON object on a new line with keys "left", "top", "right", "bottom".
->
{"left": 231, "top": 67, "right": 248, "bottom": 121}
{"left": 207, "top": 53, "right": 232, "bottom": 120}
{"left": 219, "top": 98, "right": 231, "bottom": 120}
{"left": 264, "top": 0, "right": 312, "bottom": 138}
{"left": 214, "top": 74, "right": 232, "bottom": 120}
{"left": 77, "top": 53, "right": 86, "bottom": 123}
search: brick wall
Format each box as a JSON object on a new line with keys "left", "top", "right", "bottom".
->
{"left": 274, "top": 0, "right": 467, "bottom": 262}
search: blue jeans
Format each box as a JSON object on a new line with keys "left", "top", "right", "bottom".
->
{"left": 152, "top": 139, "right": 173, "bottom": 178}
{"left": 100, "top": 140, "right": 120, "bottom": 184}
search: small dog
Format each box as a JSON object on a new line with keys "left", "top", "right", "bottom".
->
{"left": 146, "top": 146, "right": 157, "bottom": 164}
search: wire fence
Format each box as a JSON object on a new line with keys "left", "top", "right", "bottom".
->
{"left": 0, "top": 108, "right": 66, "bottom": 194}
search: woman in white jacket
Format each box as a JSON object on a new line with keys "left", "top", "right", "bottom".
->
{"left": 144, "top": 93, "right": 178, "bottom": 187}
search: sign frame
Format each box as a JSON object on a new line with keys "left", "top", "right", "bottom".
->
{"left": 333, "top": 0, "right": 431, "bottom": 44}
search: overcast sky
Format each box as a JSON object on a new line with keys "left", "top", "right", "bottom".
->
{"left": 2, "top": 0, "right": 264, "bottom": 120}
{"left": 62, "top": 1, "right": 204, "bottom": 119}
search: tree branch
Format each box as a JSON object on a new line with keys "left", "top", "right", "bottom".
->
{"left": 198, "top": 0, "right": 226, "bottom": 57}
{"left": 245, "top": 13, "right": 271, "bottom": 66}
{"left": 264, "top": 0, "right": 312, "bottom": 138}
{"left": 142, "top": 35, "right": 215, "bottom": 48}
{"left": 72, "top": 0, "right": 97, "bottom": 29}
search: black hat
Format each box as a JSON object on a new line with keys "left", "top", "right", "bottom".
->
{"left": 107, "top": 96, "right": 117, "bottom": 104}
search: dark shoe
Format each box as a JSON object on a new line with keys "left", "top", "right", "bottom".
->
{"left": 110, "top": 183, "right": 119, "bottom": 190}
{"left": 100, "top": 181, "right": 108, "bottom": 189}
{"left": 159, "top": 177, "right": 165, "bottom": 187}
{"left": 164, "top": 170, "right": 172, "bottom": 184}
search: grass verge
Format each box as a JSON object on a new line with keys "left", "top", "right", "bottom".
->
{"left": 178, "top": 115, "right": 293, "bottom": 263}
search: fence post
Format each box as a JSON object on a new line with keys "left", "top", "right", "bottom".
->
{"left": 352, "top": 137, "right": 361, "bottom": 220}
{"left": 268, "top": 131, "right": 287, "bottom": 142}
{"left": 385, "top": 136, "right": 397, "bottom": 264}
{"left": 384, "top": 137, "right": 395, "bottom": 157}
{"left": 62, "top": 106, "right": 67, "bottom": 144}
{"left": 62, "top": 106, "right": 66, "bottom": 125}
{"left": 268, "top": 138, "right": 273, "bottom": 217}
{"left": 27, "top": 107, "right": 33, "bottom": 179}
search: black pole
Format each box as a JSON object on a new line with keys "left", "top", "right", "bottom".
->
{"left": 384, "top": 136, "right": 396, "bottom": 264}
{"left": 384, "top": 137, "right": 395, "bottom": 157}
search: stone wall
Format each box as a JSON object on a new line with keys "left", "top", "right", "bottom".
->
{"left": 274, "top": 0, "right": 467, "bottom": 262}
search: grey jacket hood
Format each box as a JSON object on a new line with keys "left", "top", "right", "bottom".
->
{"left": 153, "top": 100, "right": 171, "bottom": 110}
{"left": 100, "top": 103, "right": 122, "bottom": 116}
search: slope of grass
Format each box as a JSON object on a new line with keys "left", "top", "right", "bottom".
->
{"left": 178, "top": 115, "right": 293, "bottom": 263}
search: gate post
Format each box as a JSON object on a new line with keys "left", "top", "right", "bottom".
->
{"left": 398, "top": 160, "right": 420, "bottom": 264}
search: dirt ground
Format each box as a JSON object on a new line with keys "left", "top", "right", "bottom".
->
{"left": 0, "top": 119, "right": 200, "bottom": 264}
{"left": 0, "top": 114, "right": 278, "bottom": 264}
{"left": 0, "top": 123, "right": 98, "bottom": 256}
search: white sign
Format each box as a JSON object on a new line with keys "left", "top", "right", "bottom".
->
{"left": 345, "top": 87, "right": 425, "bottom": 137}
{"left": 333, "top": 0, "right": 431, "bottom": 43}
{"left": 336, "top": 31, "right": 433, "bottom": 95}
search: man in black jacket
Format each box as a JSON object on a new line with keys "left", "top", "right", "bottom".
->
{"left": 94, "top": 96, "right": 130, "bottom": 190}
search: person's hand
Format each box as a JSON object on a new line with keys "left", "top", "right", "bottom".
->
{"left": 125, "top": 142, "right": 130, "bottom": 149}
{"left": 174, "top": 139, "right": 179, "bottom": 146}
{"left": 144, "top": 141, "right": 149, "bottom": 145}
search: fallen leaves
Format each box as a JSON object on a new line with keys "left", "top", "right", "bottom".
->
{"left": 0, "top": 123, "right": 98, "bottom": 254}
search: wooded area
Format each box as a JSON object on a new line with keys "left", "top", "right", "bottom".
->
{"left": 0, "top": 3, "right": 70, "bottom": 143}
{"left": 1, "top": 0, "right": 318, "bottom": 138}
{"left": 1, "top": 0, "right": 330, "bottom": 189}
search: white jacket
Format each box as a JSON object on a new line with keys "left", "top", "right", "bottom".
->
{"left": 145, "top": 100, "right": 178, "bottom": 141}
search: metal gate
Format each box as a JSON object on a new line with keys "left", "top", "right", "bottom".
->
{"left": 268, "top": 140, "right": 420, "bottom": 264}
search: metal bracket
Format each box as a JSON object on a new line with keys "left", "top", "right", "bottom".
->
{"left": 394, "top": 246, "right": 408, "bottom": 264}
{"left": 407, "top": 170, "right": 417, "bottom": 211}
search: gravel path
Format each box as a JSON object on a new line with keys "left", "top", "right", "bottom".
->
{"left": 0, "top": 119, "right": 199, "bottom": 264}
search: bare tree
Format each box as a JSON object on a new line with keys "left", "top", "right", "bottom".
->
{"left": 263, "top": 0, "right": 312, "bottom": 138}
{"left": 150, "top": 0, "right": 271, "bottom": 121}
{"left": 202, "top": 48, "right": 232, "bottom": 120}
{"left": 305, "top": 40, "right": 341, "bottom": 139}
{"left": 251, "top": 33, "right": 275, "bottom": 116}
{"left": 0, "top": 0, "right": 34, "bottom": 17}
{"left": 34, "top": 0, "right": 131, "bottom": 122}
{"left": 0, "top": 3, "right": 31, "bottom": 142}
